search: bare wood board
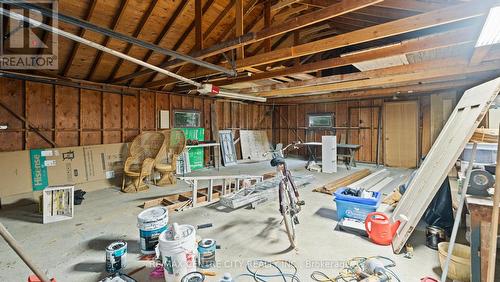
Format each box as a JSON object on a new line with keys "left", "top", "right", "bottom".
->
{"left": 391, "top": 77, "right": 500, "bottom": 253}
{"left": 240, "top": 130, "right": 272, "bottom": 161}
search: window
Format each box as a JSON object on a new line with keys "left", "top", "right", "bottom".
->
{"left": 173, "top": 110, "right": 201, "bottom": 128}
{"left": 308, "top": 113, "right": 334, "bottom": 128}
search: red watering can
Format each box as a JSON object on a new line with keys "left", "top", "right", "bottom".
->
{"left": 365, "top": 212, "right": 400, "bottom": 245}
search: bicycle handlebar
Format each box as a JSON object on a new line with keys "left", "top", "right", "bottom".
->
{"left": 263, "top": 141, "right": 302, "bottom": 157}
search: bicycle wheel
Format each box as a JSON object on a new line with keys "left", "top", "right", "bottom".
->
{"left": 280, "top": 184, "right": 297, "bottom": 248}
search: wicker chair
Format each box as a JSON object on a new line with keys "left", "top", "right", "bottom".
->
{"left": 155, "top": 129, "right": 186, "bottom": 185}
{"left": 122, "top": 132, "right": 165, "bottom": 193}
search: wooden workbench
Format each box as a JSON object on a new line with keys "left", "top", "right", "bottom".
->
{"left": 302, "top": 142, "right": 361, "bottom": 168}
{"left": 466, "top": 195, "right": 500, "bottom": 282}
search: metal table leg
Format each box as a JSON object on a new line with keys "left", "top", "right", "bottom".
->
{"left": 349, "top": 149, "right": 356, "bottom": 167}
{"left": 191, "top": 180, "right": 198, "bottom": 207}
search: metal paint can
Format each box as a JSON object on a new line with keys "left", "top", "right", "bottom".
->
{"left": 137, "top": 206, "right": 169, "bottom": 254}
{"left": 181, "top": 271, "right": 205, "bottom": 282}
{"left": 426, "top": 225, "right": 446, "bottom": 250}
{"left": 105, "top": 241, "right": 127, "bottom": 273}
{"left": 197, "top": 239, "right": 216, "bottom": 268}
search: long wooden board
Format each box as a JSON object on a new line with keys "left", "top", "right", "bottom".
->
{"left": 313, "top": 169, "right": 371, "bottom": 195}
{"left": 240, "top": 130, "right": 272, "bottom": 161}
{"left": 391, "top": 77, "right": 500, "bottom": 254}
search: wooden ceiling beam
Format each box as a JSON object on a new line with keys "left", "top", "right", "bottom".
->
{"left": 233, "top": 2, "right": 489, "bottom": 70}
{"left": 116, "top": 0, "right": 381, "bottom": 84}
{"left": 205, "top": 0, "right": 236, "bottom": 43}
{"left": 241, "top": 56, "right": 468, "bottom": 93}
{"left": 146, "top": 1, "right": 490, "bottom": 88}
{"left": 255, "top": 0, "right": 382, "bottom": 42}
{"left": 215, "top": 26, "right": 477, "bottom": 86}
{"left": 236, "top": 0, "right": 244, "bottom": 59}
{"left": 108, "top": 0, "right": 189, "bottom": 82}
{"left": 267, "top": 78, "right": 484, "bottom": 104}
{"left": 106, "top": 0, "right": 159, "bottom": 82}
{"left": 374, "top": 0, "right": 448, "bottom": 13}
{"left": 264, "top": 0, "right": 272, "bottom": 52}
{"left": 60, "top": 0, "right": 97, "bottom": 77}
{"left": 353, "top": 5, "right": 417, "bottom": 20}
{"left": 257, "top": 59, "right": 500, "bottom": 97}
{"left": 195, "top": 0, "right": 203, "bottom": 51}
{"left": 302, "top": 0, "right": 447, "bottom": 13}
{"left": 87, "top": 0, "right": 130, "bottom": 81}
{"left": 470, "top": 45, "right": 493, "bottom": 66}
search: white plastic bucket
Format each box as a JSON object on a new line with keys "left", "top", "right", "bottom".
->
{"left": 159, "top": 224, "right": 197, "bottom": 282}
{"left": 137, "top": 207, "right": 169, "bottom": 254}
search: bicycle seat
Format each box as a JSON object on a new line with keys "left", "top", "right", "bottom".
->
{"left": 270, "top": 156, "right": 285, "bottom": 167}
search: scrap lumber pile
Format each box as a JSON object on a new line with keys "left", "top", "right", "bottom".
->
{"left": 143, "top": 187, "right": 224, "bottom": 210}
{"left": 143, "top": 171, "right": 277, "bottom": 210}
{"left": 312, "top": 169, "right": 371, "bottom": 195}
{"left": 470, "top": 128, "right": 498, "bottom": 143}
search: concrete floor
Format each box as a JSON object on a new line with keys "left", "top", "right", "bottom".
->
{"left": 0, "top": 159, "right": 447, "bottom": 281}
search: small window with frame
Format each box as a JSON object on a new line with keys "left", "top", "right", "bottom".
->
{"left": 173, "top": 110, "right": 201, "bottom": 128}
{"left": 308, "top": 112, "right": 334, "bottom": 129}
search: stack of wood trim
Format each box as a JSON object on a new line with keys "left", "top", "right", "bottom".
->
{"left": 313, "top": 169, "right": 371, "bottom": 195}
{"left": 470, "top": 128, "right": 498, "bottom": 143}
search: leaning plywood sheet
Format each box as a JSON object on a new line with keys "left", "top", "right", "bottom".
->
{"left": 240, "top": 130, "right": 272, "bottom": 161}
{"left": 391, "top": 77, "right": 500, "bottom": 254}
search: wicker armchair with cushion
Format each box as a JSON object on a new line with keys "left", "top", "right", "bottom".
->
{"left": 122, "top": 132, "right": 165, "bottom": 193}
{"left": 155, "top": 129, "right": 186, "bottom": 185}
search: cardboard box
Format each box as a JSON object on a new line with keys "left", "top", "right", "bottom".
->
{"left": 0, "top": 150, "right": 33, "bottom": 197}
{"left": 83, "top": 143, "right": 128, "bottom": 181}
{"left": 1, "top": 143, "right": 129, "bottom": 203}
{"left": 30, "top": 147, "right": 86, "bottom": 191}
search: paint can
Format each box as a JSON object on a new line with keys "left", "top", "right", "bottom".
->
{"left": 105, "top": 241, "right": 127, "bottom": 273}
{"left": 197, "top": 239, "right": 216, "bottom": 269}
{"left": 137, "top": 206, "right": 169, "bottom": 254}
{"left": 159, "top": 223, "right": 197, "bottom": 282}
{"left": 181, "top": 272, "right": 205, "bottom": 282}
{"left": 426, "top": 225, "right": 446, "bottom": 250}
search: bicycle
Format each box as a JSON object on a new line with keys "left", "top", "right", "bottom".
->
{"left": 264, "top": 142, "right": 304, "bottom": 248}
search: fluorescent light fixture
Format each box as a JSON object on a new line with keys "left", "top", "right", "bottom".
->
{"left": 476, "top": 6, "right": 500, "bottom": 47}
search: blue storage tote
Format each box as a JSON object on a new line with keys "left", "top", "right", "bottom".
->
{"left": 334, "top": 187, "right": 381, "bottom": 221}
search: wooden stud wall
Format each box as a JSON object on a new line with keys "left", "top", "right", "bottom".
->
{"left": 273, "top": 99, "right": 384, "bottom": 163}
{"left": 272, "top": 93, "right": 457, "bottom": 164}
{"left": 0, "top": 78, "right": 272, "bottom": 159}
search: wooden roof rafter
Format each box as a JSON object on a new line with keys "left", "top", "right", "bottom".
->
{"left": 267, "top": 78, "right": 490, "bottom": 104}
{"left": 86, "top": 0, "right": 130, "bottom": 81}
{"left": 128, "top": 0, "right": 384, "bottom": 87}
{"left": 146, "top": 1, "right": 490, "bottom": 88}
{"left": 105, "top": 0, "right": 160, "bottom": 82}
{"left": 60, "top": 0, "right": 98, "bottom": 77}
{"left": 256, "top": 58, "right": 500, "bottom": 97}
{"left": 137, "top": 0, "right": 217, "bottom": 86}
{"left": 157, "top": 0, "right": 264, "bottom": 91}
{"left": 215, "top": 25, "right": 479, "bottom": 86}
{"left": 108, "top": 0, "right": 190, "bottom": 83}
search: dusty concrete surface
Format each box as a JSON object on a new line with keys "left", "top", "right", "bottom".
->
{"left": 0, "top": 159, "right": 446, "bottom": 281}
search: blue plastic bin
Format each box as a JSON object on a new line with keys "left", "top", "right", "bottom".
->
{"left": 334, "top": 187, "right": 381, "bottom": 221}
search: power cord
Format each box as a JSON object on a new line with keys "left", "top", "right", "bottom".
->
{"left": 310, "top": 256, "right": 401, "bottom": 282}
{"left": 235, "top": 259, "right": 300, "bottom": 282}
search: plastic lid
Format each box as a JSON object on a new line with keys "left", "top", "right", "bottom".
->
{"left": 137, "top": 207, "right": 168, "bottom": 224}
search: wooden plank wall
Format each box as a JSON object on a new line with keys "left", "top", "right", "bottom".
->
{"left": 272, "top": 94, "right": 454, "bottom": 164}
{"left": 0, "top": 78, "right": 272, "bottom": 162}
